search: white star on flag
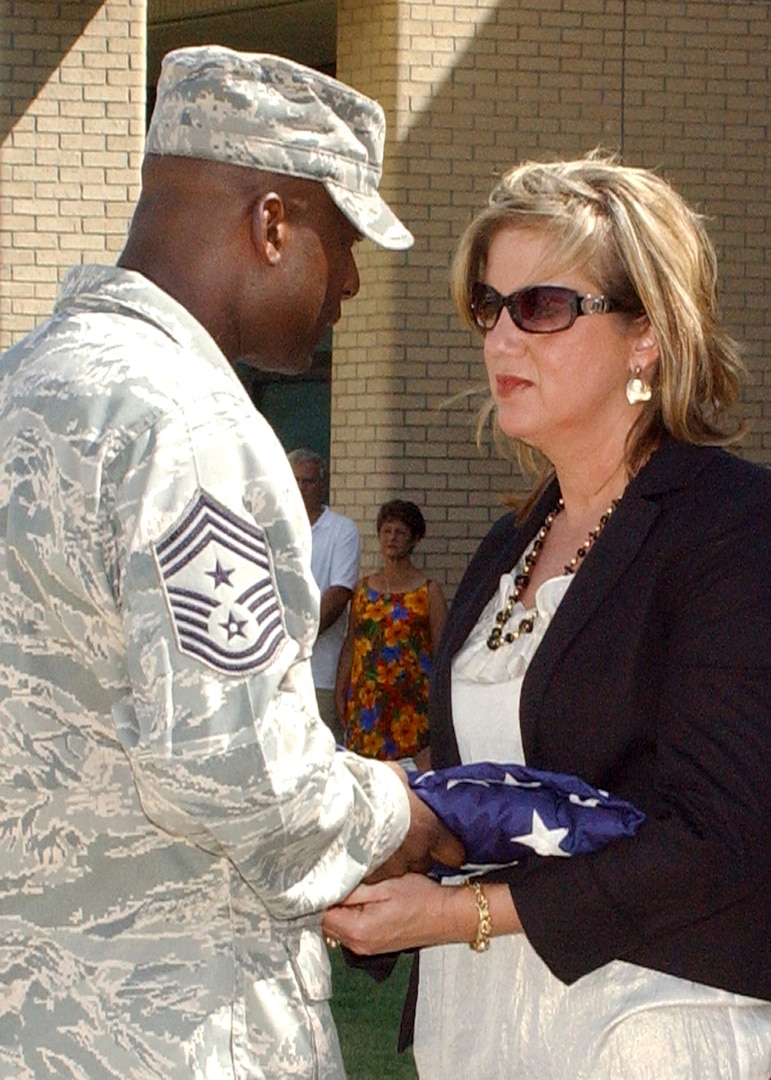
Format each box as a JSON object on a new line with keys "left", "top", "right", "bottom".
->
{"left": 510, "top": 809, "right": 570, "bottom": 857}
{"left": 406, "top": 760, "right": 646, "bottom": 875}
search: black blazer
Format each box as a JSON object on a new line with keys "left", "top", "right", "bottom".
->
{"left": 428, "top": 437, "right": 771, "bottom": 1002}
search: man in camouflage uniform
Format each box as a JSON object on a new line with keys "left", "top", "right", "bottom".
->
{"left": 0, "top": 47, "right": 460, "bottom": 1079}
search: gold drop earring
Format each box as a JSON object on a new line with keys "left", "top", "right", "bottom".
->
{"left": 626, "top": 366, "right": 652, "bottom": 405}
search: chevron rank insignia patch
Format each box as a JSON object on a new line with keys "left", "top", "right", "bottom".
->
{"left": 152, "top": 490, "right": 287, "bottom": 675}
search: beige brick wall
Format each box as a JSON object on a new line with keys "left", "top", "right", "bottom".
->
{"left": 1, "top": 0, "right": 768, "bottom": 598}
{"left": 0, "top": 0, "right": 146, "bottom": 349}
{"left": 333, "top": 0, "right": 771, "bottom": 595}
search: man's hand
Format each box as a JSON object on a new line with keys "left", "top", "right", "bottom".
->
{"left": 366, "top": 763, "right": 465, "bottom": 883}
{"left": 319, "top": 585, "right": 353, "bottom": 634}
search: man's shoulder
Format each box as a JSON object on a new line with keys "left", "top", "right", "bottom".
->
{"left": 315, "top": 506, "right": 359, "bottom": 537}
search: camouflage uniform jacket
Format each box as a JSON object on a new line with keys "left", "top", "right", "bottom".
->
{"left": 0, "top": 265, "right": 409, "bottom": 1079}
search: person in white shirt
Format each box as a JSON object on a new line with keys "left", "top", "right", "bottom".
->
{"left": 289, "top": 448, "right": 360, "bottom": 741}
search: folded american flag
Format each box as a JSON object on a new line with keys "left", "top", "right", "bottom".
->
{"left": 408, "top": 762, "right": 645, "bottom": 876}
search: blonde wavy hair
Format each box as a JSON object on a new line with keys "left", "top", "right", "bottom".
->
{"left": 450, "top": 152, "right": 745, "bottom": 503}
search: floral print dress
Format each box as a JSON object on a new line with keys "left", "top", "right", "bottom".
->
{"left": 343, "top": 577, "right": 433, "bottom": 760}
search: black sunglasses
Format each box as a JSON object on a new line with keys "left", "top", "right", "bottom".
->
{"left": 470, "top": 283, "right": 617, "bottom": 334}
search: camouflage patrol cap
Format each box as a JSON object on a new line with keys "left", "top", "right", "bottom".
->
{"left": 145, "top": 45, "right": 414, "bottom": 251}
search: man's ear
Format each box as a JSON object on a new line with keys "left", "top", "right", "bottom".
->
{"left": 251, "top": 192, "right": 287, "bottom": 265}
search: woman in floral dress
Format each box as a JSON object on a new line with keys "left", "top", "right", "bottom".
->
{"left": 335, "top": 500, "right": 447, "bottom": 769}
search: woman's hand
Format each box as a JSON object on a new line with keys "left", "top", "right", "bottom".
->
{"left": 322, "top": 875, "right": 459, "bottom": 954}
{"left": 322, "top": 876, "right": 524, "bottom": 955}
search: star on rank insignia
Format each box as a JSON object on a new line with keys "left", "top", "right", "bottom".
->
{"left": 152, "top": 490, "right": 287, "bottom": 675}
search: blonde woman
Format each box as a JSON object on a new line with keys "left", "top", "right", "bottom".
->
{"left": 324, "top": 154, "right": 771, "bottom": 1080}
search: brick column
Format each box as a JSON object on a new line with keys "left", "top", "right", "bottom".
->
{"left": 0, "top": 0, "right": 147, "bottom": 349}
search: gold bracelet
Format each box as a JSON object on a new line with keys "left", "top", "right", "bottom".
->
{"left": 465, "top": 879, "right": 492, "bottom": 952}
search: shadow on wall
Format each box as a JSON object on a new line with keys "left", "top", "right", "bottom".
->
{"left": 2, "top": 2, "right": 104, "bottom": 143}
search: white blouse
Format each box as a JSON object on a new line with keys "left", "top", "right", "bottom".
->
{"left": 413, "top": 553, "right": 771, "bottom": 1080}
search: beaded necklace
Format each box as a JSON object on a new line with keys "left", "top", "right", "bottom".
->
{"left": 486, "top": 496, "right": 619, "bottom": 650}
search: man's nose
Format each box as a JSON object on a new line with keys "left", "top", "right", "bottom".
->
{"left": 342, "top": 255, "right": 360, "bottom": 301}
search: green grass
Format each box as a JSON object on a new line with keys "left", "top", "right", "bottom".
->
{"left": 328, "top": 947, "right": 417, "bottom": 1079}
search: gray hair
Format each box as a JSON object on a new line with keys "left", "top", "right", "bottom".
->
{"left": 287, "top": 447, "right": 327, "bottom": 482}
